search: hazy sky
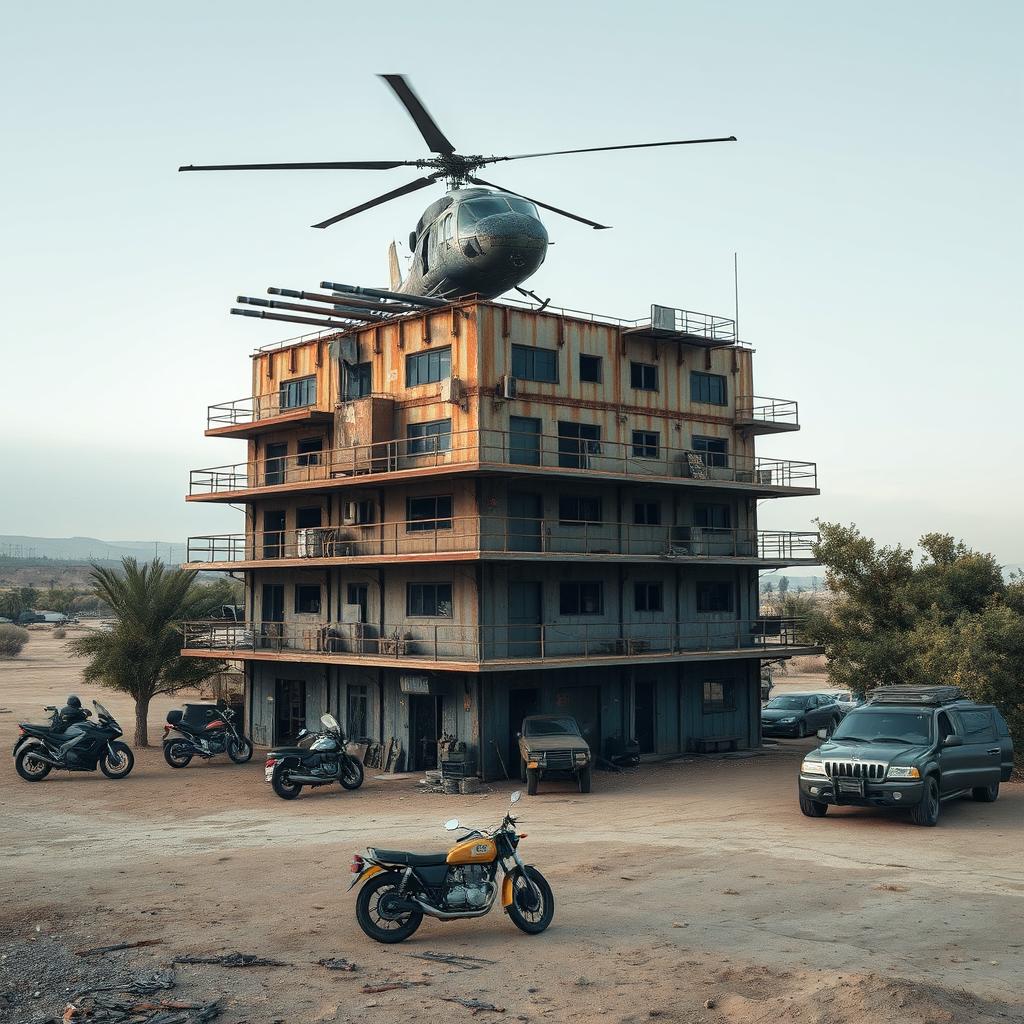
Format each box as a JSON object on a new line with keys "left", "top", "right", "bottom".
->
{"left": 1, "top": 2, "right": 1021, "bottom": 561}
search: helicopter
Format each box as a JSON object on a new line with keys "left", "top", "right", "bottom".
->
{"left": 179, "top": 75, "right": 736, "bottom": 300}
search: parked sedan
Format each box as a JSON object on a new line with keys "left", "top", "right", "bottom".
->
{"left": 833, "top": 690, "right": 866, "bottom": 715}
{"left": 762, "top": 693, "right": 843, "bottom": 739}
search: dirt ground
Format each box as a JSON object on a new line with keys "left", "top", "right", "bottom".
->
{"left": 2, "top": 630, "right": 1023, "bottom": 1024}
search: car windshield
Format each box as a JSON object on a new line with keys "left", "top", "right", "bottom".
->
{"left": 831, "top": 710, "right": 932, "bottom": 745}
{"left": 764, "top": 696, "right": 809, "bottom": 710}
{"left": 524, "top": 717, "right": 579, "bottom": 737}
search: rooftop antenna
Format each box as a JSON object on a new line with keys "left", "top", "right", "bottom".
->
{"left": 733, "top": 251, "right": 740, "bottom": 341}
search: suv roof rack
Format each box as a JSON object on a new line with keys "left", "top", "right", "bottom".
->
{"left": 866, "top": 685, "right": 965, "bottom": 707}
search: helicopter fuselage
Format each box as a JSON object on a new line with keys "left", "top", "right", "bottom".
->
{"left": 399, "top": 187, "right": 548, "bottom": 299}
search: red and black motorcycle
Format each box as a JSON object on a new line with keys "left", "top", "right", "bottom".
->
{"left": 162, "top": 702, "right": 253, "bottom": 768}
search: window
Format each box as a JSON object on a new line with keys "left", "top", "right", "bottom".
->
{"left": 347, "top": 583, "right": 368, "bottom": 622}
{"left": 349, "top": 500, "right": 375, "bottom": 525}
{"left": 630, "top": 362, "right": 658, "bottom": 391}
{"left": 634, "top": 582, "right": 663, "bottom": 612}
{"left": 407, "top": 495, "right": 453, "bottom": 531}
{"left": 407, "top": 418, "right": 452, "bottom": 454}
{"left": 634, "top": 501, "right": 661, "bottom": 525}
{"left": 407, "top": 582, "right": 453, "bottom": 617}
{"left": 558, "top": 421, "right": 601, "bottom": 469}
{"left": 559, "top": 582, "right": 603, "bottom": 615}
{"left": 439, "top": 213, "right": 454, "bottom": 244}
{"left": 294, "top": 585, "right": 321, "bottom": 614}
{"left": 579, "top": 354, "right": 603, "bottom": 384}
{"left": 297, "top": 437, "right": 322, "bottom": 467}
{"left": 344, "top": 361, "right": 372, "bottom": 400}
{"left": 632, "top": 430, "right": 660, "bottom": 459}
{"left": 690, "top": 371, "right": 728, "bottom": 406}
{"left": 703, "top": 680, "right": 736, "bottom": 714}
{"left": 511, "top": 344, "right": 558, "bottom": 383}
{"left": 697, "top": 581, "right": 733, "bottom": 613}
{"left": 954, "top": 710, "right": 996, "bottom": 743}
{"left": 694, "top": 503, "right": 731, "bottom": 530}
{"left": 280, "top": 375, "right": 316, "bottom": 410}
{"left": 508, "top": 416, "right": 541, "bottom": 466}
{"left": 405, "top": 346, "right": 452, "bottom": 387}
{"left": 296, "top": 506, "right": 322, "bottom": 529}
{"left": 264, "top": 442, "right": 287, "bottom": 485}
{"left": 347, "top": 684, "right": 369, "bottom": 739}
{"left": 558, "top": 495, "right": 602, "bottom": 524}
{"left": 693, "top": 435, "right": 728, "bottom": 468}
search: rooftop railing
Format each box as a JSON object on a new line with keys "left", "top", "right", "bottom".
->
{"left": 185, "top": 522, "right": 819, "bottom": 564}
{"left": 183, "top": 617, "right": 810, "bottom": 664}
{"left": 736, "top": 395, "right": 799, "bottom": 427}
{"left": 207, "top": 387, "right": 319, "bottom": 429}
{"left": 188, "top": 428, "right": 817, "bottom": 495}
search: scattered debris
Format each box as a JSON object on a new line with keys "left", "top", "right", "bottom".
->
{"left": 440, "top": 995, "right": 506, "bottom": 1014}
{"left": 62, "top": 973, "right": 221, "bottom": 1023}
{"left": 361, "top": 979, "right": 431, "bottom": 993}
{"left": 76, "top": 939, "right": 165, "bottom": 957}
{"left": 174, "top": 953, "right": 288, "bottom": 968}
{"left": 703, "top": 997, "right": 716, "bottom": 1009}
{"left": 81, "top": 970, "right": 177, "bottom": 995}
{"left": 406, "top": 951, "right": 496, "bottom": 970}
{"left": 317, "top": 957, "right": 358, "bottom": 972}
{"left": 873, "top": 883, "right": 909, "bottom": 893}
{"left": 722, "top": 889, "right": 740, "bottom": 896}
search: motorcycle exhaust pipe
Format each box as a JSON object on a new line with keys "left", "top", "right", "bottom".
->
{"left": 285, "top": 773, "right": 335, "bottom": 784}
{"left": 410, "top": 898, "right": 494, "bottom": 921}
{"left": 20, "top": 750, "right": 63, "bottom": 766}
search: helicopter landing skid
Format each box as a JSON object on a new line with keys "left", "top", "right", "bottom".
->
{"left": 514, "top": 286, "right": 551, "bottom": 312}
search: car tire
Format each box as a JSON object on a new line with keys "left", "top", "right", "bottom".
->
{"left": 577, "top": 765, "right": 592, "bottom": 794}
{"left": 526, "top": 767, "right": 539, "bottom": 796}
{"left": 799, "top": 792, "right": 828, "bottom": 817}
{"left": 797, "top": 720, "right": 808, "bottom": 739}
{"left": 910, "top": 776, "right": 940, "bottom": 826}
{"left": 972, "top": 781, "right": 999, "bottom": 802}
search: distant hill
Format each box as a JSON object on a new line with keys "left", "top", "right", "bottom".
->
{"left": 0, "top": 535, "right": 185, "bottom": 564}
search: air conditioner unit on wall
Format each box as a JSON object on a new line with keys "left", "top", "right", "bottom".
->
{"left": 497, "top": 375, "right": 517, "bottom": 400}
{"left": 439, "top": 375, "right": 465, "bottom": 405}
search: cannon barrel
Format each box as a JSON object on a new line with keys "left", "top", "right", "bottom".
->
{"left": 237, "top": 296, "right": 385, "bottom": 322}
{"left": 230, "top": 308, "right": 355, "bottom": 331}
{"left": 319, "top": 281, "right": 448, "bottom": 308}
{"left": 267, "top": 287, "right": 418, "bottom": 313}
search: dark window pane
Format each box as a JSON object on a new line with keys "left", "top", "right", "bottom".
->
{"left": 344, "top": 362, "right": 372, "bottom": 400}
{"left": 693, "top": 435, "right": 728, "bottom": 468}
{"left": 297, "top": 436, "right": 322, "bottom": 467}
{"left": 407, "top": 495, "right": 453, "bottom": 531}
{"left": 579, "top": 354, "right": 603, "bottom": 383}
{"left": 559, "top": 581, "right": 603, "bottom": 615}
{"left": 690, "top": 372, "right": 728, "bottom": 406}
{"left": 694, "top": 503, "right": 731, "bottom": 530}
{"left": 557, "top": 421, "right": 601, "bottom": 468}
{"left": 634, "top": 582, "right": 663, "bottom": 612}
{"left": 294, "top": 585, "right": 321, "bottom": 614}
{"left": 631, "top": 430, "right": 660, "bottom": 459}
{"left": 696, "top": 581, "right": 733, "bottom": 613}
{"left": 280, "top": 376, "right": 316, "bottom": 410}
{"left": 558, "top": 495, "right": 602, "bottom": 524}
{"left": 633, "top": 501, "right": 661, "bottom": 525}
{"left": 508, "top": 416, "right": 541, "bottom": 466}
{"left": 511, "top": 344, "right": 558, "bottom": 383}
{"left": 407, "top": 582, "right": 453, "bottom": 617}
{"left": 347, "top": 684, "right": 368, "bottom": 738}
{"left": 407, "top": 418, "right": 452, "bottom": 454}
{"left": 406, "top": 346, "right": 452, "bottom": 387}
{"left": 630, "top": 362, "right": 658, "bottom": 391}
{"left": 296, "top": 506, "right": 322, "bottom": 529}
{"left": 703, "top": 680, "right": 735, "bottom": 713}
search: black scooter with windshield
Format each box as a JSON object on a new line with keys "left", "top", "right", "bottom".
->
{"left": 13, "top": 698, "right": 134, "bottom": 782}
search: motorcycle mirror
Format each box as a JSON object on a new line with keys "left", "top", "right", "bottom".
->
{"left": 510, "top": 790, "right": 522, "bottom": 805}
{"left": 444, "top": 818, "right": 461, "bottom": 831}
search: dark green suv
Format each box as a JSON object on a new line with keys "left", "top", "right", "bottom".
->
{"left": 798, "top": 686, "right": 1014, "bottom": 826}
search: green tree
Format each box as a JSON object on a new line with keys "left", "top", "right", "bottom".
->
{"left": 778, "top": 576, "right": 790, "bottom": 596}
{"left": 69, "top": 558, "right": 226, "bottom": 746}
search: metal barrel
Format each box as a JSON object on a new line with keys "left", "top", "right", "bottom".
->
{"left": 230, "top": 308, "right": 354, "bottom": 330}
{"left": 319, "top": 281, "right": 448, "bottom": 308}
{"left": 237, "top": 296, "right": 385, "bottom": 322}
{"left": 268, "top": 287, "right": 419, "bottom": 313}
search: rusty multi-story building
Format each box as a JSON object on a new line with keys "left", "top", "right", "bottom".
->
{"left": 183, "top": 298, "right": 820, "bottom": 778}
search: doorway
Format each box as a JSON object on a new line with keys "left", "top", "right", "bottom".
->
{"left": 261, "top": 584, "right": 284, "bottom": 649}
{"left": 265, "top": 442, "right": 288, "bottom": 485}
{"left": 634, "top": 680, "right": 657, "bottom": 754}
{"left": 557, "top": 685, "right": 601, "bottom": 755}
{"left": 508, "top": 687, "right": 540, "bottom": 774}
{"left": 507, "top": 492, "right": 543, "bottom": 552}
{"left": 409, "top": 694, "right": 442, "bottom": 771}
{"left": 508, "top": 581, "right": 543, "bottom": 657}
{"left": 274, "top": 679, "right": 306, "bottom": 744}
{"left": 263, "top": 511, "right": 286, "bottom": 559}
{"left": 508, "top": 416, "right": 541, "bottom": 466}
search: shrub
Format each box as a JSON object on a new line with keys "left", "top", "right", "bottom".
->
{"left": 53, "top": 627, "right": 67, "bottom": 640}
{"left": 0, "top": 624, "right": 30, "bottom": 657}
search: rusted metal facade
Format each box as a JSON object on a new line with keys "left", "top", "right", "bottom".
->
{"left": 182, "top": 299, "right": 819, "bottom": 776}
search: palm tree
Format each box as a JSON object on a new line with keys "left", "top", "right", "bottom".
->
{"left": 69, "top": 558, "right": 226, "bottom": 746}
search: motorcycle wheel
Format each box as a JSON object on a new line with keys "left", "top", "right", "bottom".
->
{"left": 163, "top": 741, "right": 193, "bottom": 768}
{"left": 506, "top": 866, "right": 555, "bottom": 935}
{"left": 355, "top": 872, "right": 423, "bottom": 944}
{"left": 271, "top": 763, "right": 303, "bottom": 800}
{"left": 15, "top": 745, "right": 53, "bottom": 782}
{"left": 338, "top": 758, "right": 364, "bottom": 791}
{"left": 100, "top": 742, "right": 134, "bottom": 780}
{"left": 228, "top": 737, "right": 254, "bottom": 764}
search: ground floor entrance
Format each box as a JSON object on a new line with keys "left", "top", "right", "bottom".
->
{"left": 409, "top": 694, "right": 443, "bottom": 772}
{"left": 274, "top": 679, "right": 306, "bottom": 744}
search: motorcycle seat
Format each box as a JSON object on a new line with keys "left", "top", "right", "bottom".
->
{"left": 367, "top": 848, "right": 450, "bottom": 867}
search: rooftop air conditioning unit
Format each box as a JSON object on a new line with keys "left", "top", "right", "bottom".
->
{"left": 497, "top": 375, "right": 517, "bottom": 400}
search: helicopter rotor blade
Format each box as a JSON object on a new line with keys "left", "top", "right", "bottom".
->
{"left": 378, "top": 74, "right": 456, "bottom": 156}
{"left": 179, "top": 160, "right": 418, "bottom": 172}
{"left": 467, "top": 176, "right": 611, "bottom": 230}
{"left": 311, "top": 174, "right": 441, "bottom": 229}
{"left": 483, "top": 136, "right": 737, "bottom": 164}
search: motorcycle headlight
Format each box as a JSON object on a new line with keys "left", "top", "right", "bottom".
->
{"left": 886, "top": 765, "right": 921, "bottom": 779}
{"left": 800, "top": 759, "right": 827, "bottom": 776}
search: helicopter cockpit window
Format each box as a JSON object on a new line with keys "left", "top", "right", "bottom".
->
{"left": 506, "top": 198, "right": 539, "bottom": 218}
{"left": 439, "top": 213, "right": 454, "bottom": 244}
{"left": 458, "top": 197, "right": 511, "bottom": 233}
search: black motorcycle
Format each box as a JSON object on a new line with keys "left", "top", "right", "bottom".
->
{"left": 162, "top": 701, "right": 254, "bottom": 768}
{"left": 13, "top": 700, "right": 134, "bottom": 782}
{"left": 264, "top": 713, "right": 364, "bottom": 799}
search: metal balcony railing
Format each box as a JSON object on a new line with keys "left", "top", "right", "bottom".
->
{"left": 182, "top": 617, "right": 810, "bottom": 663}
{"left": 207, "top": 387, "right": 319, "bottom": 429}
{"left": 185, "top": 522, "right": 819, "bottom": 564}
{"left": 735, "top": 395, "right": 799, "bottom": 427}
{"left": 188, "top": 428, "right": 817, "bottom": 495}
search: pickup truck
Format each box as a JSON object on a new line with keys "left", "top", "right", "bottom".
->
{"left": 518, "top": 714, "right": 592, "bottom": 795}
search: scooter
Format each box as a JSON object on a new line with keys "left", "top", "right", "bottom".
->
{"left": 348, "top": 791, "right": 553, "bottom": 943}
{"left": 264, "top": 714, "right": 364, "bottom": 799}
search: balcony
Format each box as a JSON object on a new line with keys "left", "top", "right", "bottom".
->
{"left": 735, "top": 396, "right": 800, "bottom": 435}
{"left": 182, "top": 617, "right": 818, "bottom": 671}
{"left": 185, "top": 522, "right": 819, "bottom": 569}
{"left": 205, "top": 389, "right": 332, "bottom": 439}
{"left": 622, "top": 305, "right": 743, "bottom": 349}
{"left": 187, "top": 429, "right": 818, "bottom": 501}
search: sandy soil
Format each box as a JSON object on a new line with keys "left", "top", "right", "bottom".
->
{"left": 1, "top": 631, "right": 1023, "bottom": 1024}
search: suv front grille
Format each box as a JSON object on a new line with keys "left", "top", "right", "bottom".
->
{"left": 824, "top": 759, "right": 887, "bottom": 781}
{"left": 543, "top": 748, "right": 582, "bottom": 770}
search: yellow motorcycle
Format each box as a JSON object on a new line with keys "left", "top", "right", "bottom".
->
{"left": 347, "top": 791, "right": 553, "bottom": 943}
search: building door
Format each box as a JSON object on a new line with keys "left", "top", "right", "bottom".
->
{"left": 346, "top": 583, "right": 369, "bottom": 622}
{"left": 261, "top": 584, "right": 285, "bottom": 648}
{"left": 508, "top": 416, "right": 541, "bottom": 466}
{"left": 508, "top": 581, "right": 542, "bottom": 658}
{"left": 507, "top": 492, "right": 542, "bottom": 552}
{"left": 265, "top": 442, "right": 288, "bottom": 485}
{"left": 557, "top": 421, "right": 600, "bottom": 469}
{"left": 274, "top": 679, "right": 306, "bottom": 744}
{"left": 557, "top": 685, "right": 601, "bottom": 756}
{"left": 409, "top": 694, "right": 442, "bottom": 771}
{"left": 508, "top": 687, "right": 540, "bottom": 774}
{"left": 634, "top": 680, "right": 656, "bottom": 753}
{"left": 263, "top": 510, "right": 286, "bottom": 559}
